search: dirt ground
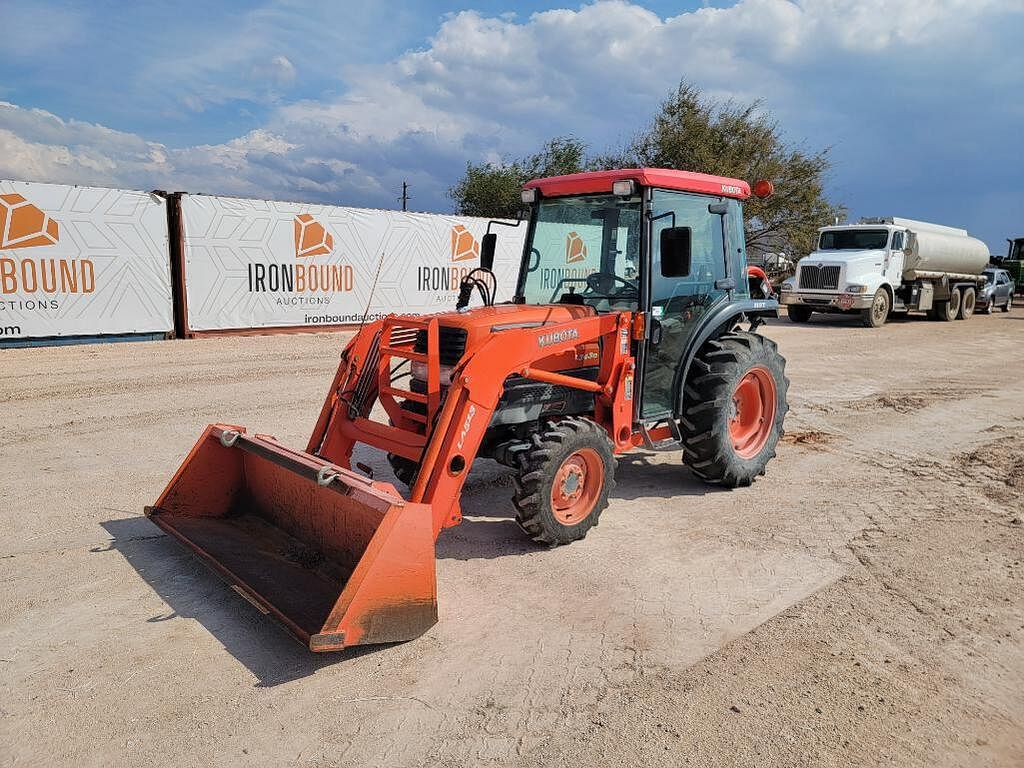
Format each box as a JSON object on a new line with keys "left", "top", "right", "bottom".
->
{"left": 2, "top": 309, "right": 1022, "bottom": 767}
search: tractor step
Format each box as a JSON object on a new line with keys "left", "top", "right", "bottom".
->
{"left": 637, "top": 420, "right": 683, "bottom": 450}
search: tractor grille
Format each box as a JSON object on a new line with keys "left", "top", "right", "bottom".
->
{"left": 798, "top": 264, "right": 841, "bottom": 290}
{"left": 414, "top": 326, "right": 468, "bottom": 367}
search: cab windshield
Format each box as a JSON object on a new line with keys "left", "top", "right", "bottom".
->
{"left": 819, "top": 229, "right": 890, "bottom": 250}
{"left": 519, "top": 194, "right": 642, "bottom": 310}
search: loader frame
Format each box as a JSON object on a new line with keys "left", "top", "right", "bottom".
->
{"left": 308, "top": 311, "right": 641, "bottom": 539}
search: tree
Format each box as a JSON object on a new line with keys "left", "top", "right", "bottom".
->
{"left": 449, "top": 82, "right": 842, "bottom": 255}
{"left": 449, "top": 136, "right": 587, "bottom": 219}
{"left": 628, "top": 82, "right": 842, "bottom": 255}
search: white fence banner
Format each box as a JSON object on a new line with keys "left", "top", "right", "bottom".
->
{"left": 0, "top": 181, "right": 172, "bottom": 340}
{"left": 179, "top": 195, "right": 526, "bottom": 332}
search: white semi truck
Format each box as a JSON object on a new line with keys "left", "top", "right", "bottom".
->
{"left": 780, "top": 217, "right": 990, "bottom": 327}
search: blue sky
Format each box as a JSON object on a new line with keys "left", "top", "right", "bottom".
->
{"left": 2, "top": 0, "right": 1021, "bottom": 252}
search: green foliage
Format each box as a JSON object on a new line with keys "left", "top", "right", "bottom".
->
{"left": 448, "top": 136, "right": 587, "bottom": 219}
{"left": 449, "top": 81, "right": 842, "bottom": 255}
{"left": 629, "top": 82, "right": 842, "bottom": 254}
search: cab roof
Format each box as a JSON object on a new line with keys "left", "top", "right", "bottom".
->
{"left": 523, "top": 167, "right": 751, "bottom": 200}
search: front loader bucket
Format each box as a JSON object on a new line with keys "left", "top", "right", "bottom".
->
{"left": 145, "top": 425, "right": 437, "bottom": 651}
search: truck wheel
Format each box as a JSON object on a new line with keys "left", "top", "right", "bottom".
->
{"left": 387, "top": 453, "right": 418, "bottom": 488}
{"left": 933, "top": 290, "right": 960, "bottom": 322}
{"left": 788, "top": 306, "right": 812, "bottom": 323}
{"left": 513, "top": 416, "right": 615, "bottom": 546}
{"left": 1004, "top": 294, "right": 1013, "bottom": 313}
{"left": 861, "top": 288, "right": 890, "bottom": 328}
{"left": 680, "top": 332, "right": 789, "bottom": 487}
{"left": 958, "top": 287, "right": 976, "bottom": 320}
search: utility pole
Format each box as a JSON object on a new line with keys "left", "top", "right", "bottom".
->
{"left": 398, "top": 181, "right": 410, "bottom": 212}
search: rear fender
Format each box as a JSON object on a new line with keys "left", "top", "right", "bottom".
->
{"left": 670, "top": 298, "right": 779, "bottom": 417}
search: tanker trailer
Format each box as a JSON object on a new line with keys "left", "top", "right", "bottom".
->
{"left": 780, "top": 217, "right": 989, "bottom": 327}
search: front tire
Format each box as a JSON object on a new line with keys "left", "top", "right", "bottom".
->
{"left": 958, "top": 287, "right": 976, "bottom": 320}
{"left": 788, "top": 305, "right": 812, "bottom": 323}
{"left": 1004, "top": 294, "right": 1013, "bottom": 313}
{"left": 513, "top": 417, "right": 615, "bottom": 546}
{"left": 861, "top": 288, "right": 890, "bottom": 327}
{"left": 680, "top": 332, "right": 789, "bottom": 487}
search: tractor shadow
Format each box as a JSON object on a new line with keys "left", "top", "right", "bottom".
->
{"left": 102, "top": 451, "right": 724, "bottom": 680}
{"left": 435, "top": 450, "right": 723, "bottom": 562}
{"left": 99, "top": 516, "right": 395, "bottom": 687}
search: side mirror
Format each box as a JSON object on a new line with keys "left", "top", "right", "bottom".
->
{"left": 660, "top": 226, "right": 692, "bottom": 277}
{"left": 480, "top": 233, "right": 497, "bottom": 271}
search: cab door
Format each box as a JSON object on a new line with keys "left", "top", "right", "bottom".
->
{"left": 641, "top": 189, "right": 730, "bottom": 419}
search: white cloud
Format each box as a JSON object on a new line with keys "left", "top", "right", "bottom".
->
{"left": 0, "top": 0, "right": 1020, "bottom": 244}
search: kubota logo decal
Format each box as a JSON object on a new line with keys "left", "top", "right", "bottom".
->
{"left": 565, "top": 231, "right": 587, "bottom": 264}
{"left": 1, "top": 194, "right": 59, "bottom": 250}
{"left": 0, "top": 194, "right": 95, "bottom": 297}
{"left": 450, "top": 225, "right": 479, "bottom": 262}
{"left": 538, "top": 328, "right": 579, "bottom": 348}
{"left": 294, "top": 213, "right": 333, "bottom": 258}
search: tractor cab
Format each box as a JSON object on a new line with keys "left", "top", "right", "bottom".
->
{"left": 493, "top": 168, "right": 776, "bottom": 420}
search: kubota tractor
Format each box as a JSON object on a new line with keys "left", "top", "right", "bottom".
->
{"left": 146, "top": 168, "right": 788, "bottom": 651}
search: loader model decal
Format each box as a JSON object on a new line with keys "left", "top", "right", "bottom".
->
{"left": 416, "top": 225, "right": 479, "bottom": 299}
{"left": 247, "top": 213, "right": 354, "bottom": 300}
{"left": 0, "top": 194, "right": 95, "bottom": 296}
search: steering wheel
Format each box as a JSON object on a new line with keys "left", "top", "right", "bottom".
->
{"left": 549, "top": 272, "right": 638, "bottom": 303}
{"left": 586, "top": 272, "right": 637, "bottom": 295}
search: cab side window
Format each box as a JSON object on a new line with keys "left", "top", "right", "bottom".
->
{"left": 891, "top": 231, "right": 904, "bottom": 250}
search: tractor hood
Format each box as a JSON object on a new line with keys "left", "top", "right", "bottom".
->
{"left": 417, "top": 303, "right": 600, "bottom": 374}
{"left": 428, "top": 303, "right": 596, "bottom": 334}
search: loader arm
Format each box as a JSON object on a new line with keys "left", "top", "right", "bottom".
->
{"left": 312, "top": 311, "right": 636, "bottom": 539}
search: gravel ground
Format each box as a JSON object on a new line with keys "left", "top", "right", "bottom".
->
{"left": 1, "top": 309, "right": 1022, "bottom": 767}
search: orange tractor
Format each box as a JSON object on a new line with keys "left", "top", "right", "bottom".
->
{"left": 147, "top": 168, "right": 788, "bottom": 651}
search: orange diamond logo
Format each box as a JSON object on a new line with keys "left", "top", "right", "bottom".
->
{"left": 0, "top": 194, "right": 59, "bottom": 250}
{"left": 566, "top": 231, "right": 587, "bottom": 264}
{"left": 294, "top": 213, "right": 333, "bottom": 258}
{"left": 450, "top": 225, "right": 479, "bottom": 262}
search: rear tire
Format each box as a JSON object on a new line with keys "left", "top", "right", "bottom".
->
{"left": 1004, "top": 294, "right": 1013, "bottom": 313}
{"left": 861, "top": 288, "right": 890, "bottom": 328}
{"left": 933, "top": 290, "right": 960, "bottom": 321}
{"left": 958, "top": 287, "right": 976, "bottom": 320}
{"left": 513, "top": 416, "right": 615, "bottom": 546}
{"left": 680, "top": 332, "right": 789, "bottom": 487}
{"left": 788, "top": 305, "right": 812, "bottom": 324}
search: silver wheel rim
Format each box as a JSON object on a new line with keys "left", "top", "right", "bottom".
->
{"left": 872, "top": 293, "right": 886, "bottom": 323}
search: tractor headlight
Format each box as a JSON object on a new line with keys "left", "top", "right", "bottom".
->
{"left": 844, "top": 284, "right": 867, "bottom": 294}
{"left": 612, "top": 179, "right": 637, "bottom": 196}
{"left": 410, "top": 361, "right": 454, "bottom": 386}
{"left": 780, "top": 279, "right": 794, "bottom": 292}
